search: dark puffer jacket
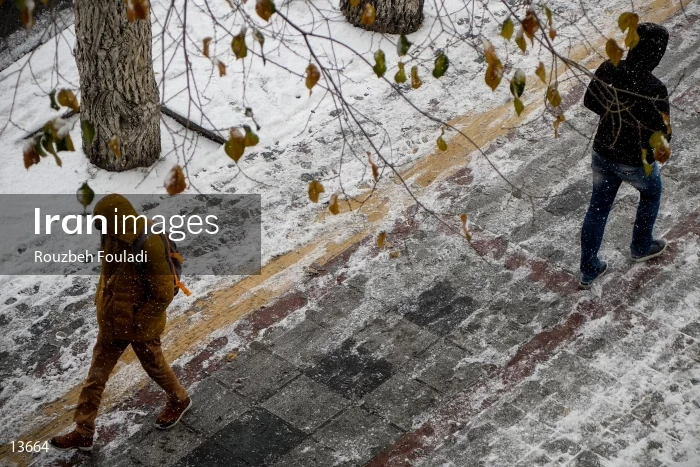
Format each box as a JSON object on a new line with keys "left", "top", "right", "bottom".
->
{"left": 584, "top": 23, "right": 671, "bottom": 166}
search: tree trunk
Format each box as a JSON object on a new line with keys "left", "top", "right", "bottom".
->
{"left": 73, "top": 0, "right": 160, "bottom": 172}
{"left": 340, "top": 0, "right": 424, "bottom": 35}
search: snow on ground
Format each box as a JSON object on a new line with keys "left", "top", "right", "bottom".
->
{"left": 0, "top": 0, "right": 665, "bottom": 447}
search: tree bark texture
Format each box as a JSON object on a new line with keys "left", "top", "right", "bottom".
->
{"left": 73, "top": 0, "right": 160, "bottom": 171}
{"left": 340, "top": 0, "right": 424, "bottom": 34}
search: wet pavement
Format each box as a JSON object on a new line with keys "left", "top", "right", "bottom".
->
{"left": 18, "top": 5, "right": 700, "bottom": 467}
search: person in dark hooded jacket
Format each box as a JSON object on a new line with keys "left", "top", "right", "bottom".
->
{"left": 579, "top": 22, "right": 672, "bottom": 289}
{"left": 50, "top": 194, "right": 191, "bottom": 451}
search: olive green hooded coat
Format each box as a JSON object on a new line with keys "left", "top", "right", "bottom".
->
{"left": 93, "top": 194, "right": 174, "bottom": 342}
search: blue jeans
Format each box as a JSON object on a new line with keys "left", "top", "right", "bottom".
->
{"left": 580, "top": 152, "right": 662, "bottom": 279}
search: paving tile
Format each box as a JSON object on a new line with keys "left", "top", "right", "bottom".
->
{"left": 509, "top": 416, "right": 555, "bottom": 448}
{"left": 409, "top": 339, "right": 486, "bottom": 394}
{"left": 173, "top": 438, "right": 248, "bottom": 467}
{"left": 312, "top": 406, "right": 403, "bottom": 466}
{"left": 480, "top": 402, "right": 526, "bottom": 429}
{"left": 606, "top": 414, "right": 655, "bottom": 441}
{"left": 427, "top": 422, "right": 497, "bottom": 465}
{"left": 361, "top": 373, "right": 441, "bottom": 431}
{"left": 680, "top": 320, "right": 700, "bottom": 339}
{"left": 649, "top": 334, "right": 696, "bottom": 373}
{"left": 354, "top": 314, "right": 438, "bottom": 366}
{"left": 534, "top": 353, "right": 617, "bottom": 410}
{"left": 516, "top": 450, "right": 552, "bottom": 466}
{"left": 212, "top": 407, "right": 307, "bottom": 466}
{"left": 531, "top": 398, "right": 574, "bottom": 428}
{"left": 397, "top": 280, "right": 478, "bottom": 336}
{"left": 540, "top": 436, "right": 582, "bottom": 465}
{"left": 568, "top": 450, "right": 607, "bottom": 467}
{"left": 479, "top": 433, "right": 531, "bottom": 467}
{"left": 449, "top": 314, "right": 534, "bottom": 357}
{"left": 181, "top": 378, "right": 252, "bottom": 436}
{"left": 509, "top": 379, "right": 562, "bottom": 412}
{"left": 214, "top": 347, "right": 299, "bottom": 403}
{"left": 263, "top": 375, "right": 350, "bottom": 434}
{"left": 270, "top": 439, "right": 344, "bottom": 467}
{"left": 307, "top": 285, "right": 365, "bottom": 327}
{"left": 305, "top": 339, "right": 394, "bottom": 400}
{"left": 126, "top": 424, "right": 203, "bottom": 467}
{"left": 544, "top": 179, "right": 590, "bottom": 216}
{"left": 590, "top": 434, "right": 629, "bottom": 460}
{"left": 260, "top": 318, "right": 339, "bottom": 369}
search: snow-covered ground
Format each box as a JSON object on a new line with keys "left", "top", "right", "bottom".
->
{"left": 0, "top": 0, "right": 690, "bottom": 456}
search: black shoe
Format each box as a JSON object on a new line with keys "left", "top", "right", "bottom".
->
{"left": 579, "top": 261, "right": 608, "bottom": 290}
{"left": 631, "top": 239, "right": 667, "bottom": 262}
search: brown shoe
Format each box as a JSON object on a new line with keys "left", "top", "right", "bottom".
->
{"left": 155, "top": 396, "right": 192, "bottom": 430}
{"left": 50, "top": 430, "right": 93, "bottom": 452}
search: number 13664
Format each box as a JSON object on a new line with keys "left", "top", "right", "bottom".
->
{"left": 10, "top": 441, "right": 49, "bottom": 452}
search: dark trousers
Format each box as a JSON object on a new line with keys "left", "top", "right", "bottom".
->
{"left": 580, "top": 152, "right": 662, "bottom": 279}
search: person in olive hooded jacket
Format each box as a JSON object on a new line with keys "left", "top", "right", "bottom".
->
{"left": 579, "top": 23, "right": 672, "bottom": 289}
{"left": 50, "top": 194, "right": 191, "bottom": 451}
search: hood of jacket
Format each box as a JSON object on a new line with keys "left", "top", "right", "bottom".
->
{"left": 93, "top": 194, "right": 146, "bottom": 245}
{"left": 626, "top": 23, "right": 669, "bottom": 71}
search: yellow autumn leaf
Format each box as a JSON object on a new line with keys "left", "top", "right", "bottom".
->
{"left": 485, "top": 63, "right": 503, "bottom": 91}
{"left": 641, "top": 149, "right": 652, "bottom": 176}
{"left": 437, "top": 130, "right": 448, "bottom": 151}
{"left": 513, "top": 97, "right": 524, "bottom": 116}
{"left": 308, "top": 180, "right": 325, "bottom": 203}
{"left": 606, "top": 39, "right": 624, "bottom": 66}
{"left": 544, "top": 6, "right": 553, "bottom": 26}
{"left": 57, "top": 89, "right": 80, "bottom": 111}
{"left": 650, "top": 132, "right": 671, "bottom": 163}
{"left": 231, "top": 30, "right": 247, "bottom": 59}
{"left": 126, "top": 0, "right": 150, "bottom": 22}
{"left": 460, "top": 213, "right": 472, "bottom": 241}
{"left": 483, "top": 39, "right": 499, "bottom": 67}
{"left": 482, "top": 39, "right": 503, "bottom": 91}
{"left": 515, "top": 28, "right": 527, "bottom": 52}
{"left": 255, "top": 0, "right": 276, "bottom": 21}
{"left": 108, "top": 135, "right": 121, "bottom": 159}
{"left": 521, "top": 8, "right": 539, "bottom": 41}
{"left": 661, "top": 112, "right": 672, "bottom": 135}
{"left": 164, "top": 165, "right": 187, "bottom": 195}
{"left": 377, "top": 231, "right": 387, "bottom": 249}
{"left": 203, "top": 37, "right": 212, "bottom": 58}
{"left": 535, "top": 62, "right": 546, "bottom": 83}
{"left": 306, "top": 63, "right": 321, "bottom": 95}
{"left": 553, "top": 114, "right": 565, "bottom": 138}
{"left": 501, "top": 16, "right": 514, "bottom": 41}
{"left": 619, "top": 12, "right": 640, "bottom": 49}
{"left": 367, "top": 152, "right": 379, "bottom": 181}
{"left": 225, "top": 128, "right": 246, "bottom": 162}
{"left": 328, "top": 193, "right": 339, "bottom": 215}
{"left": 410, "top": 65, "right": 422, "bottom": 89}
{"left": 360, "top": 4, "right": 376, "bottom": 26}
{"left": 216, "top": 60, "right": 227, "bottom": 76}
{"left": 546, "top": 83, "right": 562, "bottom": 107}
